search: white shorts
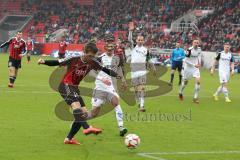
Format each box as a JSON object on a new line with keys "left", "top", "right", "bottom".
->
{"left": 182, "top": 67, "right": 200, "bottom": 80}
{"left": 91, "top": 88, "right": 119, "bottom": 107}
{"left": 219, "top": 71, "right": 230, "bottom": 84}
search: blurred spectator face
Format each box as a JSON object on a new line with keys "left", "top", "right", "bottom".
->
{"left": 104, "top": 40, "right": 116, "bottom": 53}
{"left": 224, "top": 43, "right": 230, "bottom": 53}
{"left": 192, "top": 40, "right": 199, "bottom": 48}
{"left": 117, "top": 38, "right": 122, "bottom": 44}
{"left": 28, "top": 37, "right": 31, "bottom": 41}
{"left": 176, "top": 42, "right": 180, "bottom": 48}
{"left": 136, "top": 35, "right": 144, "bottom": 46}
{"left": 16, "top": 32, "right": 23, "bottom": 40}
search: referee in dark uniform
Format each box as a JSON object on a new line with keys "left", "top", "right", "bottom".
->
{"left": 169, "top": 41, "right": 185, "bottom": 86}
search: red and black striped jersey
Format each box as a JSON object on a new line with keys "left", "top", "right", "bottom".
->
{"left": 0, "top": 37, "right": 26, "bottom": 60}
{"left": 59, "top": 56, "right": 101, "bottom": 85}
{"left": 26, "top": 40, "right": 34, "bottom": 51}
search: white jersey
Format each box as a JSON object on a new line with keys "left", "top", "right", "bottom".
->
{"left": 130, "top": 45, "right": 148, "bottom": 78}
{"left": 216, "top": 51, "right": 234, "bottom": 83}
{"left": 183, "top": 46, "right": 202, "bottom": 69}
{"left": 95, "top": 53, "right": 120, "bottom": 91}
{"left": 216, "top": 51, "right": 233, "bottom": 73}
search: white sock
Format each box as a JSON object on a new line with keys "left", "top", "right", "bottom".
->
{"left": 214, "top": 86, "right": 223, "bottom": 96}
{"left": 179, "top": 81, "right": 186, "bottom": 94}
{"left": 140, "top": 90, "right": 145, "bottom": 108}
{"left": 115, "top": 105, "right": 123, "bottom": 128}
{"left": 194, "top": 83, "right": 200, "bottom": 99}
{"left": 222, "top": 87, "right": 229, "bottom": 98}
{"left": 140, "top": 97, "right": 144, "bottom": 108}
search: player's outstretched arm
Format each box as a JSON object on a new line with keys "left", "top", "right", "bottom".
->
{"left": 38, "top": 56, "right": 74, "bottom": 66}
{"left": 101, "top": 67, "right": 118, "bottom": 77}
{"left": 92, "top": 58, "right": 118, "bottom": 77}
{"left": 38, "top": 59, "right": 60, "bottom": 66}
{"left": 128, "top": 22, "right": 134, "bottom": 49}
{"left": 88, "top": 70, "right": 111, "bottom": 86}
{"left": 0, "top": 39, "right": 12, "bottom": 48}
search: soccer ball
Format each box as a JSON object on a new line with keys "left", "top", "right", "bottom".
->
{"left": 124, "top": 134, "right": 140, "bottom": 149}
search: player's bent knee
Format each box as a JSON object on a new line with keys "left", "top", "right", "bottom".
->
{"left": 91, "top": 108, "right": 100, "bottom": 117}
{"left": 71, "top": 102, "right": 81, "bottom": 110}
{"left": 72, "top": 108, "right": 84, "bottom": 121}
{"left": 111, "top": 96, "right": 119, "bottom": 107}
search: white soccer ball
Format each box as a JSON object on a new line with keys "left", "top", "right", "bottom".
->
{"left": 124, "top": 134, "right": 140, "bottom": 149}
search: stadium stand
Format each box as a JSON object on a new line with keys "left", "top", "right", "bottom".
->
{"left": 0, "top": 0, "right": 239, "bottom": 52}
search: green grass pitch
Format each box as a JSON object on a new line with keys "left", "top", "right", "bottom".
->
{"left": 0, "top": 53, "right": 240, "bottom": 160}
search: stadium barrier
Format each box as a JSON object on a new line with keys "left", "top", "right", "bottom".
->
{"left": 35, "top": 43, "right": 106, "bottom": 55}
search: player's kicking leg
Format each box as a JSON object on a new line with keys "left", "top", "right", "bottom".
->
{"left": 64, "top": 102, "right": 83, "bottom": 145}
{"left": 59, "top": 84, "right": 101, "bottom": 145}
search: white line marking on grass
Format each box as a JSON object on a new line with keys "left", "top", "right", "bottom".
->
{"left": 138, "top": 151, "right": 240, "bottom": 160}
{"left": 2, "top": 90, "right": 56, "bottom": 94}
{"left": 138, "top": 153, "right": 166, "bottom": 160}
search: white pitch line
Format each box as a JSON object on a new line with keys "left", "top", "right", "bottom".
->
{"left": 138, "top": 151, "right": 240, "bottom": 160}
{"left": 1, "top": 90, "right": 57, "bottom": 94}
{"left": 138, "top": 153, "right": 166, "bottom": 160}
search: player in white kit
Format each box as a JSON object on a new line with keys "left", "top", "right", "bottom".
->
{"left": 179, "top": 39, "right": 202, "bottom": 103}
{"left": 91, "top": 34, "right": 128, "bottom": 136}
{"left": 128, "top": 22, "right": 156, "bottom": 112}
{"left": 210, "top": 42, "right": 234, "bottom": 102}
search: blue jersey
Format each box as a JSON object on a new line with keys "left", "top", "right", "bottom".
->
{"left": 171, "top": 48, "right": 185, "bottom": 62}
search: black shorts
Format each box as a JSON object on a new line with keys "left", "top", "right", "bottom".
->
{"left": 58, "top": 53, "right": 66, "bottom": 59}
{"left": 58, "top": 83, "right": 85, "bottom": 107}
{"left": 171, "top": 61, "right": 183, "bottom": 72}
{"left": 27, "top": 50, "right": 33, "bottom": 55}
{"left": 8, "top": 57, "right": 21, "bottom": 69}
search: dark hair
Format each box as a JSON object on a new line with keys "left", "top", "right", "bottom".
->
{"left": 104, "top": 33, "right": 115, "bottom": 42}
{"left": 17, "top": 31, "right": 22, "bottom": 34}
{"left": 84, "top": 42, "right": 98, "bottom": 54}
{"left": 193, "top": 38, "right": 200, "bottom": 41}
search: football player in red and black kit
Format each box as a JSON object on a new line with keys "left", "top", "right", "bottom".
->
{"left": 0, "top": 31, "right": 26, "bottom": 87}
{"left": 26, "top": 37, "right": 34, "bottom": 63}
{"left": 38, "top": 42, "right": 118, "bottom": 145}
{"left": 58, "top": 36, "right": 68, "bottom": 59}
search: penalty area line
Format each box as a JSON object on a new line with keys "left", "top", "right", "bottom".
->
{"left": 137, "top": 150, "right": 240, "bottom": 160}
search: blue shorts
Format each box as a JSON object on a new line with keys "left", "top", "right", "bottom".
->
{"left": 171, "top": 61, "right": 183, "bottom": 72}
